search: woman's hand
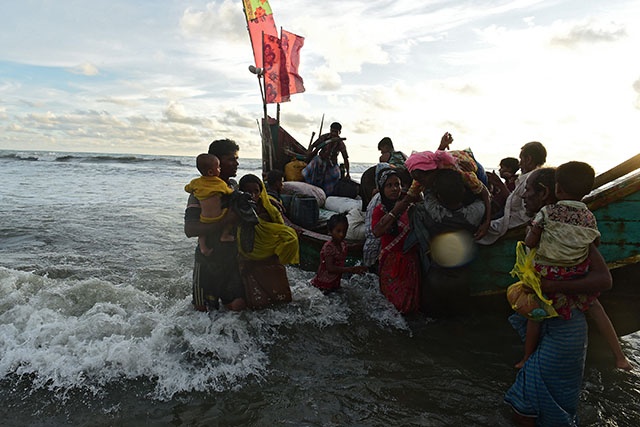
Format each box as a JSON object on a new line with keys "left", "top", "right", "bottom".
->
{"left": 438, "top": 132, "right": 453, "bottom": 150}
{"left": 473, "top": 220, "right": 490, "bottom": 240}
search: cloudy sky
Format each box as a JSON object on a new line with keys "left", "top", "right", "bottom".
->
{"left": 1, "top": 0, "right": 639, "bottom": 172}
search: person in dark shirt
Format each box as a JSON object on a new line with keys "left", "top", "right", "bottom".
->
{"left": 184, "top": 138, "right": 245, "bottom": 312}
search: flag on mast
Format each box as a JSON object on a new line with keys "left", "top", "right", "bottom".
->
{"left": 242, "top": 0, "right": 277, "bottom": 68}
{"left": 262, "top": 33, "right": 288, "bottom": 104}
{"left": 263, "top": 30, "right": 305, "bottom": 104}
{"left": 281, "top": 30, "right": 305, "bottom": 96}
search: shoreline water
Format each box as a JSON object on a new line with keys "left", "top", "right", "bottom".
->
{"left": 1, "top": 149, "right": 638, "bottom": 426}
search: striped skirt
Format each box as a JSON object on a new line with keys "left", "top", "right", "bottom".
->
{"left": 504, "top": 311, "right": 588, "bottom": 426}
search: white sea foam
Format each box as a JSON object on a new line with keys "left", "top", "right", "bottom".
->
{"left": 0, "top": 265, "right": 407, "bottom": 401}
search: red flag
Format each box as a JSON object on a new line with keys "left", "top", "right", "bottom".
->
{"left": 281, "top": 30, "right": 305, "bottom": 96}
{"left": 242, "top": 0, "right": 277, "bottom": 68}
{"left": 262, "top": 30, "right": 305, "bottom": 104}
{"left": 263, "top": 33, "right": 289, "bottom": 104}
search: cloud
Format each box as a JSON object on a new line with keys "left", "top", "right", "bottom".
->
{"left": 634, "top": 77, "right": 640, "bottom": 109}
{"left": 163, "top": 102, "right": 210, "bottom": 126}
{"left": 97, "top": 97, "right": 140, "bottom": 107}
{"left": 180, "top": 0, "right": 246, "bottom": 42}
{"left": 550, "top": 20, "right": 627, "bottom": 48}
{"left": 67, "top": 62, "right": 100, "bottom": 76}
{"left": 312, "top": 67, "right": 342, "bottom": 91}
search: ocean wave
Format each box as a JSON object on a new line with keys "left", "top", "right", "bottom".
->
{"left": 54, "top": 153, "right": 186, "bottom": 167}
{"left": 0, "top": 149, "right": 372, "bottom": 175}
{"left": 0, "top": 266, "right": 403, "bottom": 402}
{"left": 0, "top": 152, "right": 39, "bottom": 161}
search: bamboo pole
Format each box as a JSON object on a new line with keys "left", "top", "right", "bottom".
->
{"left": 593, "top": 153, "right": 640, "bottom": 189}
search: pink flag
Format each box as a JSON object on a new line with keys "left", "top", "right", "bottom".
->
{"left": 281, "top": 29, "right": 305, "bottom": 96}
{"left": 262, "top": 30, "right": 306, "bottom": 104}
{"left": 242, "top": 0, "right": 277, "bottom": 68}
{"left": 262, "top": 33, "right": 289, "bottom": 104}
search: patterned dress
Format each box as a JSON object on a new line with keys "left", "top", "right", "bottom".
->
{"left": 372, "top": 205, "right": 420, "bottom": 314}
{"left": 533, "top": 200, "right": 601, "bottom": 319}
{"left": 311, "top": 240, "right": 348, "bottom": 292}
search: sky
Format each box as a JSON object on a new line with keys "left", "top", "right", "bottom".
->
{"left": 1, "top": 0, "right": 639, "bottom": 172}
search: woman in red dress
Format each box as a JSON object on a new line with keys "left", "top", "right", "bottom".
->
{"left": 371, "top": 168, "right": 420, "bottom": 314}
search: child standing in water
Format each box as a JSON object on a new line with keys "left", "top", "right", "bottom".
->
{"left": 184, "top": 153, "right": 237, "bottom": 256}
{"left": 311, "top": 213, "right": 368, "bottom": 293}
{"left": 512, "top": 161, "right": 631, "bottom": 370}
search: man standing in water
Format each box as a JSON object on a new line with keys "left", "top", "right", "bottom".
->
{"left": 184, "top": 138, "right": 245, "bottom": 311}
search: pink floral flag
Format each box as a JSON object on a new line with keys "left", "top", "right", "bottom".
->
{"left": 242, "top": 0, "right": 278, "bottom": 68}
{"left": 263, "top": 30, "right": 305, "bottom": 104}
{"left": 281, "top": 29, "right": 305, "bottom": 96}
{"left": 262, "top": 33, "right": 288, "bottom": 104}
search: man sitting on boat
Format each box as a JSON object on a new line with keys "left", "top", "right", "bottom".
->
{"left": 302, "top": 122, "right": 351, "bottom": 196}
{"left": 478, "top": 141, "right": 547, "bottom": 245}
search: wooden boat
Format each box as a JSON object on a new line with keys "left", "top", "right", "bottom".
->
{"left": 264, "top": 121, "right": 639, "bottom": 331}
{"left": 257, "top": 78, "right": 640, "bottom": 328}
{"left": 467, "top": 154, "right": 640, "bottom": 335}
{"left": 261, "top": 116, "right": 365, "bottom": 271}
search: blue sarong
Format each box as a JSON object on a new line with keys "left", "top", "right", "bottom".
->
{"left": 301, "top": 156, "right": 341, "bottom": 196}
{"left": 504, "top": 311, "right": 587, "bottom": 427}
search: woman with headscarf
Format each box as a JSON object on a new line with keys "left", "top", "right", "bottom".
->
{"left": 404, "top": 148, "right": 492, "bottom": 240}
{"left": 371, "top": 168, "right": 420, "bottom": 314}
{"left": 237, "top": 174, "right": 299, "bottom": 265}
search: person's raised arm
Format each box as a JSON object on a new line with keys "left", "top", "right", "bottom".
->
{"left": 540, "top": 243, "right": 612, "bottom": 295}
{"left": 438, "top": 132, "right": 453, "bottom": 151}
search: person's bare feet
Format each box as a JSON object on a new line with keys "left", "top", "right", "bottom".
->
{"left": 616, "top": 357, "right": 633, "bottom": 371}
{"left": 225, "top": 298, "right": 246, "bottom": 311}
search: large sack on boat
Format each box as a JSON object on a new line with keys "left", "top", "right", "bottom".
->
{"left": 345, "top": 208, "right": 366, "bottom": 241}
{"left": 324, "top": 196, "right": 362, "bottom": 214}
{"left": 282, "top": 181, "right": 326, "bottom": 207}
{"left": 333, "top": 178, "right": 360, "bottom": 199}
{"left": 239, "top": 257, "right": 292, "bottom": 309}
{"left": 284, "top": 159, "right": 307, "bottom": 182}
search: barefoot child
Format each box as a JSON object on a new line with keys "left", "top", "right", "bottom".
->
{"left": 184, "top": 153, "right": 237, "bottom": 256}
{"left": 511, "top": 161, "right": 631, "bottom": 370}
{"left": 311, "top": 213, "right": 368, "bottom": 293}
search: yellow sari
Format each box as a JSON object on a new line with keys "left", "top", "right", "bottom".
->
{"left": 238, "top": 184, "right": 299, "bottom": 265}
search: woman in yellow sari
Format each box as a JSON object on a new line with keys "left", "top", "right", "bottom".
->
{"left": 237, "top": 174, "right": 299, "bottom": 265}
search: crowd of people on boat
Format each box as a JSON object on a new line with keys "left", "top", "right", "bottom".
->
{"left": 183, "top": 129, "right": 632, "bottom": 427}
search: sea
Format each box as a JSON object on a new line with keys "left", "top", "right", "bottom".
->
{"left": 1, "top": 149, "right": 639, "bottom": 427}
